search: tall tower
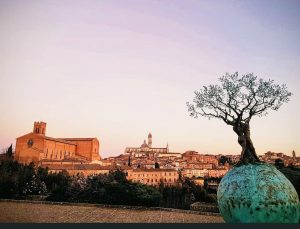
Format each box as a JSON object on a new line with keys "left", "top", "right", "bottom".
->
{"left": 148, "top": 133, "right": 152, "bottom": 148}
{"left": 33, "top": 121, "right": 47, "bottom": 135}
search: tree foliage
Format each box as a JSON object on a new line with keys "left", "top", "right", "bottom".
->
{"left": 6, "top": 144, "right": 13, "bottom": 158}
{"left": 274, "top": 158, "right": 284, "bottom": 169}
{"left": 155, "top": 162, "right": 160, "bottom": 169}
{"left": 187, "top": 73, "right": 291, "bottom": 123}
{"left": 187, "top": 72, "right": 292, "bottom": 164}
{"left": 218, "top": 156, "right": 232, "bottom": 165}
{"left": 159, "top": 178, "right": 217, "bottom": 209}
{"left": 279, "top": 167, "right": 300, "bottom": 197}
{"left": 0, "top": 159, "right": 218, "bottom": 209}
{"left": 63, "top": 171, "right": 161, "bottom": 207}
{"left": 0, "top": 159, "right": 47, "bottom": 198}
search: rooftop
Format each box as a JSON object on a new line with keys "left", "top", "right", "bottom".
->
{"left": 44, "top": 164, "right": 116, "bottom": 171}
{"left": 129, "top": 168, "right": 177, "bottom": 172}
{"left": 58, "top": 138, "right": 97, "bottom": 141}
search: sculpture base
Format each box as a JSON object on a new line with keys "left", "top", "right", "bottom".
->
{"left": 217, "top": 163, "right": 300, "bottom": 223}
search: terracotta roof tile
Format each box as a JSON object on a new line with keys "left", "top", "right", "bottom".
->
{"left": 44, "top": 136, "right": 77, "bottom": 145}
{"left": 130, "top": 168, "right": 177, "bottom": 172}
{"left": 45, "top": 163, "right": 116, "bottom": 171}
{"left": 59, "top": 138, "right": 97, "bottom": 141}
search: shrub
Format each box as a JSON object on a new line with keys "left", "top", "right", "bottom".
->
{"left": 45, "top": 171, "right": 71, "bottom": 201}
{"left": 22, "top": 175, "right": 47, "bottom": 195}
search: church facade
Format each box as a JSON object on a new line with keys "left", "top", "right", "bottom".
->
{"left": 15, "top": 121, "right": 101, "bottom": 165}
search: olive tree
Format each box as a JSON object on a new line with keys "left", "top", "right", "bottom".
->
{"left": 187, "top": 72, "right": 292, "bottom": 165}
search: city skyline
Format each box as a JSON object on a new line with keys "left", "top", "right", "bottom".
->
{"left": 1, "top": 0, "right": 300, "bottom": 158}
{"left": 3, "top": 121, "right": 298, "bottom": 158}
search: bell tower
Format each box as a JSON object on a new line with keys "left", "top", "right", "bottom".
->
{"left": 33, "top": 121, "right": 47, "bottom": 135}
{"left": 148, "top": 133, "right": 152, "bottom": 148}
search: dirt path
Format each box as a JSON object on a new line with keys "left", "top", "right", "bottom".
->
{"left": 0, "top": 201, "right": 224, "bottom": 223}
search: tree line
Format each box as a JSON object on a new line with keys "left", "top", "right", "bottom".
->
{"left": 0, "top": 157, "right": 217, "bottom": 209}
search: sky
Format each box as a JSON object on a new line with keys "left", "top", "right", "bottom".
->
{"left": 0, "top": 0, "right": 300, "bottom": 158}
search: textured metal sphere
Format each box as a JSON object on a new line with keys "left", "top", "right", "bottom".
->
{"left": 217, "top": 163, "right": 300, "bottom": 223}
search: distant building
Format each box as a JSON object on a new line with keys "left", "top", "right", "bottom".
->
{"left": 208, "top": 169, "right": 229, "bottom": 178}
{"left": 181, "top": 168, "right": 209, "bottom": 178}
{"left": 125, "top": 133, "right": 181, "bottom": 158}
{"left": 220, "top": 154, "right": 241, "bottom": 164}
{"left": 46, "top": 164, "right": 114, "bottom": 176}
{"left": 182, "top": 151, "right": 218, "bottom": 165}
{"left": 261, "top": 151, "right": 299, "bottom": 166}
{"left": 127, "top": 168, "right": 179, "bottom": 186}
{"left": 15, "top": 121, "right": 101, "bottom": 165}
{"left": 206, "top": 180, "right": 219, "bottom": 191}
{"left": 192, "top": 177, "right": 205, "bottom": 186}
{"left": 186, "top": 162, "right": 214, "bottom": 169}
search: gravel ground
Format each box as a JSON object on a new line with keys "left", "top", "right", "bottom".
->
{"left": 0, "top": 201, "right": 224, "bottom": 223}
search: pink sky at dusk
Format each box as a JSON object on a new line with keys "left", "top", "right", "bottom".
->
{"left": 0, "top": 0, "right": 300, "bottom": 158}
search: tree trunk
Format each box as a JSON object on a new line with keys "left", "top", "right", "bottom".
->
{"left": 233, "top": 122, "right": 260, "bottom": 165}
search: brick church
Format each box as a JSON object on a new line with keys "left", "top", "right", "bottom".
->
{"left": 15, "top": 121, "right": 101, "bottom": 165}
